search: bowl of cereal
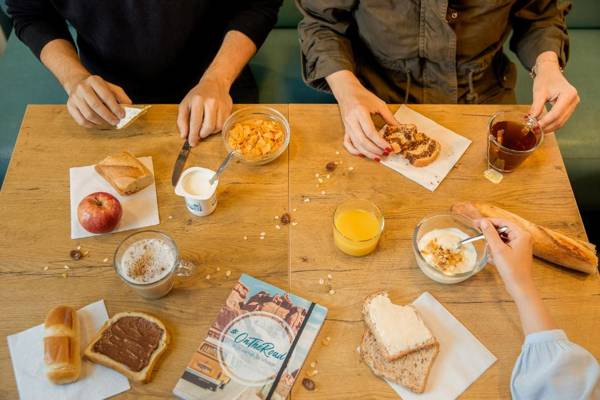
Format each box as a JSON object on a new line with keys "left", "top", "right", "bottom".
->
{"left": 222, "top": 106, "right": 290, "bottom": 165}
{"left": 412, "top": 214, "right": 489, "bottom": 284}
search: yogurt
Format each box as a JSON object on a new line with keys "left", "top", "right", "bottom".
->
{"left": 418, "top": 228, "right": 477, "bottom": 274}
{"left": 175, "top": 167, "right": 218, "bottom": 216}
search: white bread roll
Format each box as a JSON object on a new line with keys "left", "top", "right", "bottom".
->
{"left": 44, "top": 306, "right": 81, "bottom": 384}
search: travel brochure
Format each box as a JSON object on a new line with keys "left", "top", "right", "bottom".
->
{"left": 173, "top": 274, "right": 328, "bottom": 400}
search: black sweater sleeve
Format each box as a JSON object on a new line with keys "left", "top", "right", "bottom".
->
{"left": 6, "top": 0, "right": 74, "bottom": 59}
{"left": 226, "top": 0, "right": 283, "bottom": 49}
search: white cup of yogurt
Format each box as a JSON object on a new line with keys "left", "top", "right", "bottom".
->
{"left": 175, "top": 167, "right": 219, "bottom": 217}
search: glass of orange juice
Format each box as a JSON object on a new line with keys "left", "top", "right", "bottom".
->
{"left": 333, "top": 199, "right": 384, "bottom": 256}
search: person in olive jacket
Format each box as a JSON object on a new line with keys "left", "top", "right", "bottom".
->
{"left": 297, "top": 0, "right": 579, "bottom": 160}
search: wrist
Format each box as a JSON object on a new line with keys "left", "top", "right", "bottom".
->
{"left": 532, "top": 52, "right": 561, "bottom": 78}
{"left": 201, "top": 67, "right": 234, "bottom": 92}
{"left": 326, "top": 70, "right": 363, "bottom": 103}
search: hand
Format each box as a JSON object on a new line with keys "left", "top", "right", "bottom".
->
{"left": 475, "top": 218, "right": 535, "bottom": 300}
{"left": 530, "top": 52, "right": 579, "bottom": 133}
{"left": 177, "top": 75, "right": 233, "bottom": 146}
{"left": 326, "top": 70, "right": 395, "bottom": 160}
{"left": 64, "top": 74, "right": 131, "bottom": 128}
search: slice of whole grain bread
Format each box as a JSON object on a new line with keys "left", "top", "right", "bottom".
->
{"left": 361, "top": 329, "right": 439, "bottom": 393}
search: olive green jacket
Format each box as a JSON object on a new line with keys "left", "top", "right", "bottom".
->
{"left": 297, "top": 0, "right": 571, "bottom": 104}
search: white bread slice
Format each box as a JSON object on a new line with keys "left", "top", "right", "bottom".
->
{"left": 84, "top": 311, "right": 169, "bottom": 383}
{"left": 362, "top": 292, "right": 436, "bottom": 361}
{"left": 94, "top": 151, "right": 153, "bottom": 196}
{"left": 361, "top": 329, "right": 438, "bottom": 393}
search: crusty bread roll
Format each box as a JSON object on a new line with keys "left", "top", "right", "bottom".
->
{"left": 44, "top": 306, "right": 81, "bottom": 384}
{"left": 84, "top": 312, "right": 169, "bottom": 383}
{"left": 452, "top": 202, "right": 598, "bottom": 274}
{"left": 95, "top": 151, "right": 153, "bottom": 196}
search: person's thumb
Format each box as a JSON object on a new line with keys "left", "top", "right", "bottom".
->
{"left": 378, "top": 102, "right": 398, "bottom": 127}
{"left": 480, "top": 219, "right": 506, "bottom": 254}
{"left": 529, "top": 88, "right": 546, "bottom": 119}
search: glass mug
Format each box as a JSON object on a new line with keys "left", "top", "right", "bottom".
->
{"left": 113, "top": 230, "right": 195, "bottom": 299}
{"left": 487, "top": 111, "right": 543, "bottom": 172}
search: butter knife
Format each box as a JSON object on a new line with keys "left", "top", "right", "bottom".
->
{"left": 171, "top": 140, "right": 191, "bottom": 186}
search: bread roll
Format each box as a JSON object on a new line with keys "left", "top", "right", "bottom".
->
{"left": 44, "top": 306, "right": 81, "bottom": 384}
{"left": 95, "top": 151, "right": 153, "bottom": 196}
{"left": 452, "top": 202, "right": 598, "bottom": 274}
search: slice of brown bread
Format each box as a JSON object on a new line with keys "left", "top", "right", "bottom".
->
{"left": 362, "top": 291, "right": 437, "bottom": 361}
{"left": 361, "top": 329, "right": 439, "bottom": 393}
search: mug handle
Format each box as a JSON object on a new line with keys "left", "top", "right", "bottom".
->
{"left": 175, "top": 259, "right": 197, "bottom": 277}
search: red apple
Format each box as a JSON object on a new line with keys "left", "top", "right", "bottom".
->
{"left": 77, "top": 192, "right": 122, "bottom": 233}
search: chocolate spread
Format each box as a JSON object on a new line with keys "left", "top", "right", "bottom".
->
{"left": 93, "top": 316, "right": 163, "bottom": 372}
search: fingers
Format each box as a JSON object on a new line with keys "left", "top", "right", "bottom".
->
{"left": 177, "top": 103, "right": 191, "bottom": 140}
{"left": 78, "top": 84, "right": 120, "bottom": 126}
{"left": 347, "top": 120, "right": 382, "bottom": 160}
{"left": 478, "top": 218, "right": 508, "bottom": 254}
{"left": 67, "top": 100, "right": 94, "bottom": 128}
{"left": 356, "top": 109, "right": 392, "bottom": 152}
{"left": 482, "top": 218, "right": 525, "bottom": 242}
{"left": 377, "top": 102, "right": 398, "bottom": 127}
{"left": 538, "top": 87, "right": 579, "bottom": 133}
{"left": 107, "top": 83, "right": 132, "bottom": 105}
{"left": 529, "top": 89, "right": 547, "bottom": 120}
{"left": 90, "top": 78, "right": 126, "bottom": 119}
{"left": 71, "top": 93, "right": 106, "bottom": 126}
{"left": 188, "top": 99, "right": 204, "bottom": 146}
{"left": 343, "top": 133, "right": 361, "bottom": 155}
{"left": 199, "top": 100, "right": 217, "bottom": 139}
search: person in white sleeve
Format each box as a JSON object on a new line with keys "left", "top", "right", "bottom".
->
{"left": 476, "top": 218, "right": 599, "bottom": 400}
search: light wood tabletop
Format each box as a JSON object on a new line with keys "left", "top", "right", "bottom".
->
{"left": 0, "top": 104, "right": 598, "bottom": 399}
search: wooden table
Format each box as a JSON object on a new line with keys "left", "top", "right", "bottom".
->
{"left": 0, "top": 104, "right": 598, "bottom": 399}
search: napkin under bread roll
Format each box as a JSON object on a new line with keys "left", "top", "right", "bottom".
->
{"left": 44, "top": 306, "right": 81, "bottom": 384}
{"left": 452, "top": 202, "right": 598, "bottom": 274}
{"left": 95, "top": 151, "right": 153, "bottom": 196}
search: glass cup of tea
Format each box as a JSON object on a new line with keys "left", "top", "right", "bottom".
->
{"left": 487, "top": 111, "right": 543, "bottom": 172}
{"left": 113, "top": 230, "right": 196, "bottom": 299}
{"left": 333, "top": 199, "right": 384, "bottom": 257}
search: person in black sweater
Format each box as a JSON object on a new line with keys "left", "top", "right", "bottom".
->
{"left": 7, "top": 1, "right": 282, "bottom": 146}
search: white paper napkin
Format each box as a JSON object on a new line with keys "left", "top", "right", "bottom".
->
{"left": 7, "top": 300, "right": 131, "bottom": 400}
{"left": 69, "top": 156, "right": 160, "bottom": 239}
{"left": 387, "top": 292, "right": 496, "bottom": 400}
{"left": 381, "top": 105, "right": 471, "bottom": 191}
{"left": 116, "top": 106, "right": 150, "bottom": 129}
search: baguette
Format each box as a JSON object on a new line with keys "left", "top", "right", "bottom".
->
{"left": 84, "top": 311, "right": 169, "bottom": 383}
{"left": 361, "top": 329, "right": 438, "bottom": 393}
{"left": 44, "top": 306, "right": 81, "bottom": 384}
{"left": 95, "top": 151, "right": 153, "bottom": 196}
{"left": 362, "top": 292, "right": 437, "bottom": 361}
{"left": 452, "top": 202, "right": 598, "bottom": 274}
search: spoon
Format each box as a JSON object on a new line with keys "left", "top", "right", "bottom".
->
{"left": 453, "top": 226, "right": 510, "bottom": 250}
{"left": 209, "top": 151, "right": 235, "bottom": 185}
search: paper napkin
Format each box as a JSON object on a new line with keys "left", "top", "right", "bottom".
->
{"left": 386, "top": 292, "right": 496, "bottom": 400}
{"left": 69, "top": 156, "right": 160, "bottom": 239}
{"left": 116, "top": 105, "right": 151, "bottom": 129}
{"left": 7, "top": 300, "right": 130, "bottom": 400}
{"left": 381, "top": 105, "right": 471, "bottom": 191}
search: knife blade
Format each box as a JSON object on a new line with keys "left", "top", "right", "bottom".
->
{"left": 172, "top": 140, "right": 191, "bottom": 186}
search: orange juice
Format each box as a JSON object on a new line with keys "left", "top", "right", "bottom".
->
{"left": 333, "top": 202, "right": 383, "bottom": 256}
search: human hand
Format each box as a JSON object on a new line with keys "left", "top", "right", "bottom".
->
{"left": 475, "top": 218, "right": 535, "bottom": 300}
{"left": 530, "top": 52, "right": 579, "bottom": 133}
{"left": 326, "top": 70, "right": 395, "bottom": 160}
{"left": 64, "top": 74, "right": 131, "bottom": 128}
{"left": 177, "top": 75, "right": 233, "bottom": 146}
